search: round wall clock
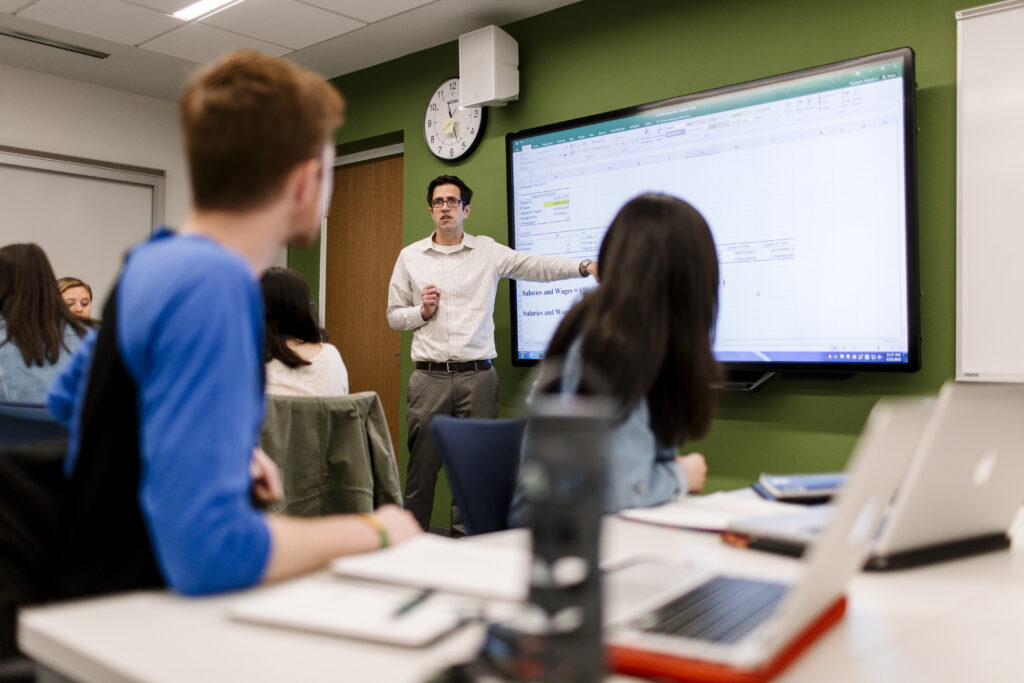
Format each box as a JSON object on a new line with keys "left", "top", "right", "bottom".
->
{"left": 423, "top": 77, "right": 487, "bottom": 161}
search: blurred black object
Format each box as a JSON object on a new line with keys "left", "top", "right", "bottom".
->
{"left": 517, "top": 395, "right": 612, "bottom": 682}
{"left": 428, "top": 394, "right": 614, "bottom": 682}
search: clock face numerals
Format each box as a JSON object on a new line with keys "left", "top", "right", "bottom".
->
{"left": 423, "top": 77, "right": 485, "bottom": 161}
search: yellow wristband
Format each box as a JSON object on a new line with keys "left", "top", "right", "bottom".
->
{"left": 359, "top": 513, "right": 390, "bottom": 549}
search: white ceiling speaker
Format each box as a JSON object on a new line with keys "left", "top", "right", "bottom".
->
{"left": 458, "top": 25, "right": 519, "bottom": 108}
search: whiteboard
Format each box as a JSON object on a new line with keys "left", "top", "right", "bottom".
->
{"left": 956, "top": 0, "right": 1024, "bottom": 382}
{"left": 0, "top": 149, "right": 163, "bottom": 315}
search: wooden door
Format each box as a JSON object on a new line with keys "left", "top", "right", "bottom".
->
{"left": 324, "top": 155, "right": 403, "bottom": 458}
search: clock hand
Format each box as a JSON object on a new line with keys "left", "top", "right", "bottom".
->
{"left": 448, "top": 101, "right": 461, "bottom": 141}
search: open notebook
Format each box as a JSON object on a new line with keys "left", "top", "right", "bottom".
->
{"left": 620, "top": 491, "right": 805, "bottom": 532}
{"left": 229, "top": 576, "right": 472, "bottom": 647}
{"left": 330, "top": 533, "right": 648, "bottom": 602}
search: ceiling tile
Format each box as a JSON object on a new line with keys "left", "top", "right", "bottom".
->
{"left": 120, "top": 0, "right": 192, "bottom": 12}
{"left": 203, "top": 0, "right": 363, "bottom": 50}
{"left": 298, "top": 0, "right": 435, "bottom": 24}
{"left": 0, "top": 0, "right": 30, "bottom": 12}
{"left": 17, "top": 0, "right": 183, "bottom": 46}
{"left": 140, "top": 21, "right": 291, "bottom": 62}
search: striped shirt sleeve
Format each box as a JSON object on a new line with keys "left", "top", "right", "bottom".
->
{"left": 386, "top": 251, "right": 429, "bottom": 331}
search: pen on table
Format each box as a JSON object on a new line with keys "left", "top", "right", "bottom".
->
{"left": 392, "top": 588, "right": 435, "bottom": 618}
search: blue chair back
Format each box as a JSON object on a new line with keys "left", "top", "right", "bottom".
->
{"left": 429, "top": 416, "right": 525, "bottom": 535}
{"left": 0, "top": 403, "right": 66, "bottom": 673}
{"left": 0, "top": 402, "right": 67, "bottom": 448}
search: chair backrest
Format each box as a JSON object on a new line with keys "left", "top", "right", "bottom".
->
{"left": 429, "top": 416, "right": 526, "bottom": 535}
{"left": 0, "top": 402, "right": 67, "bottom": 448}
{"left": 259, "top": 392, "right": 402, "bottom": 516}
{"left": 0, "top": 413, "right": 66, "bottom": 667}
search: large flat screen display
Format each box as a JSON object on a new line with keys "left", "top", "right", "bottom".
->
{"left": 507, "top": 48, "right": 919, "bottom": 375}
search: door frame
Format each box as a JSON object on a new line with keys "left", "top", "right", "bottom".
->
{"left": 318, "top": 142, "right": 404, "bottom": 323}
{"left": 0, "top": 144, "right": 165, "bottom": 229}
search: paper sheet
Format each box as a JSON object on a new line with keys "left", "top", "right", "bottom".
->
{"left": 331, "top": 534, "right": 530, "bottom": 602}
{"left": 619, "top": 491, "right": 804, "bottom": 531}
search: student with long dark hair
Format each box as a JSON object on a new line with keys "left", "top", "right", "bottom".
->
{"left": 0, "top": 243, "right": 87, "bottom": 402}
{"left": 512, "top": 193, "right": 721, "bottom": 519}
{"left": 262, "top": 267, "right": 348, "bottom": 397}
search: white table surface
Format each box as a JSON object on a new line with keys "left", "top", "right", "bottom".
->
{"left": 19, "top": 510, "right": 1024, "bottom": 683}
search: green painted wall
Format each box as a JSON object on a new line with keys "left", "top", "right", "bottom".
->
{"left": 292, "top": 0, "right": 961, "bottom": 526}
{"left": 287, "top": 233, "right": 320, "bottom": 282}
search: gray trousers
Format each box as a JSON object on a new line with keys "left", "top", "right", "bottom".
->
{"left": 404, "top": 367, "right": 499, "bottom": 532}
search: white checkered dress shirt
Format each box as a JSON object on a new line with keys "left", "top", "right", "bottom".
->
{"left": 387, "top": 232, "right": 582, "bottom": 362}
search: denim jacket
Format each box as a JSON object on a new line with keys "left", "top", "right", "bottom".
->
{"left": 0, "top": 316, "right": 81, "bottom": 403}
{"left": 510, "top": 337, "right": 687, "bottom": 524}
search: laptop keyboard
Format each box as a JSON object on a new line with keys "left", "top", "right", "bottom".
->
{"left": 633, "top": 576, "right": 788, "bottom": 644}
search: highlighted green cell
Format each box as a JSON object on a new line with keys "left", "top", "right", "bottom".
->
{"left": 543, "top": 199, "right": 570, "bottom": 207}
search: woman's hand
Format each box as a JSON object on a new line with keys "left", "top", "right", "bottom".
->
{"left": 676, "top": 452, "right": 708, "bottom": 493}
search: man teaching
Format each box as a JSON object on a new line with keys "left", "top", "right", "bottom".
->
{"left": 387, "top": 175, "right": 598, "bottom": 533}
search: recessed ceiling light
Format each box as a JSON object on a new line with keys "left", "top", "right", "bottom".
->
{"left": 172, "top": 0, "right": 246, "bottom": 21}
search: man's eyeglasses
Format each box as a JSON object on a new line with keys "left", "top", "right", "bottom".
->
{"left": 430, "top": 197, "right": 463, "bottom": 209}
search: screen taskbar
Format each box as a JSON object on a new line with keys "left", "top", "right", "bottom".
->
{"left": 516, "top": 350, "right": 910, "bottom": 363}
{"left": 715, "top": 350, "right": 909, "bottom": 363}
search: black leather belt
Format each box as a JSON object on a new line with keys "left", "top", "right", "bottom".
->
{"left": 415, "top": 360, "right": 492, "bottom": 373}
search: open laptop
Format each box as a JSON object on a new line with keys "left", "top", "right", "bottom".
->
{"left": 603, "top": 398, "right": 930, "bottom": 682}
{"left": 728, "top": 381, "right": 1024, "bottom": 570}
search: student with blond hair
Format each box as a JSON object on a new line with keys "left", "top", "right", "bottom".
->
{"left": 56, "top": 277, "right": 93, "bottom": 321}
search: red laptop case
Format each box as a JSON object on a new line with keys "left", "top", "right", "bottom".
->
{"left": 607, "top": 596, "right": 846, "bottom": 683}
